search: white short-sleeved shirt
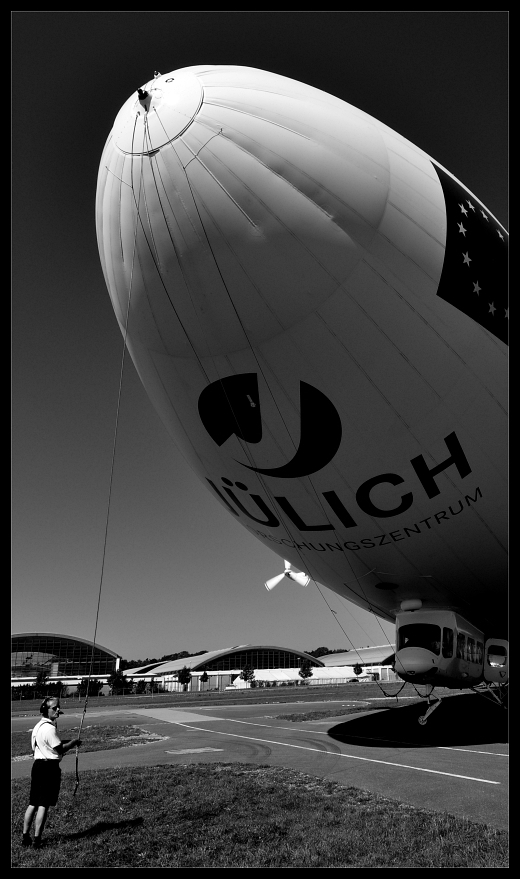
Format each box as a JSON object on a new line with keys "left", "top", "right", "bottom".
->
{"left": 31, "top": 718, "right": 62, "bottom": 761}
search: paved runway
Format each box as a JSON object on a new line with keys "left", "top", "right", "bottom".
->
{"left": 12, "top": 696, "right": 508, "bottom": 830}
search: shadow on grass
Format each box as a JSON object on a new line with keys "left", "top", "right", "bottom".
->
{"left": 54, "top": 816, "right": 144, "bottom": 841}
{"left": 327, "top": 694, "right": 508, "bottom": 749}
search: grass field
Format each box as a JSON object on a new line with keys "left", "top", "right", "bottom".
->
{"left": 11, "top": 763, "right": 508, "bottom": 868}
{"left": 274, "top": 706, "right": 384, "bottom": 723}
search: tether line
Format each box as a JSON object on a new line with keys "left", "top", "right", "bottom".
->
{"left": 73, "top": 121, "right": 146, "bottom": 796}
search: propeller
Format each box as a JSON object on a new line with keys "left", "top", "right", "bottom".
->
{"left": 265, "top": 561, "right": 310, "bottom": 591}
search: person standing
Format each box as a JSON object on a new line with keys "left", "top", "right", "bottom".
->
{"left": 22, "top": 697, "right": 81, "bottom": 848}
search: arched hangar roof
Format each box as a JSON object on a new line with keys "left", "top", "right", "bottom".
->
{"left": 127, "top": 646, "right": 325, "bottom": 676}
{"left": 11, "top": 633, "right": 120, "bottom": 679}
{"left": 320, "top": 645, "right": 395, "bottom": 666}
{"left": 12, "top": 633, "right": 119, "bottom": 659}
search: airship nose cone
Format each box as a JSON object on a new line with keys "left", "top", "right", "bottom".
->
{"left": 395, "top": 648, "right": 438, "bottom": 676}
{"left": 113, "top": 69, "right": 203, "bottom": 155}
{"left": 99, "top": 65, "right": 393, "bottom": 357}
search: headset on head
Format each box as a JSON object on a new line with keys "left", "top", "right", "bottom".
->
{"left": 39, "top": 697, "right": 58, "bottom": 717}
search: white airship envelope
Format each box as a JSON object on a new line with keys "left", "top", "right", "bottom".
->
{"left": 96, "top": 66, "right": 507, "bottom": 636}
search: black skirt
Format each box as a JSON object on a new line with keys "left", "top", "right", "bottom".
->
{"left": 29, "top": 760, "right": 62, "bottom": 806}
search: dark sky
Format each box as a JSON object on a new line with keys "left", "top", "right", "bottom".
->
{"left": 12, "top": 11, "right": 508, "bottom": 661}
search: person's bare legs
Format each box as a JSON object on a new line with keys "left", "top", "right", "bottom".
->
{"left": 23, "top": 805, "right": 48, "bottom": 840}
{"left": 34, "top": 806, "right": 48, "bottom": 839}
{"left": 23, "top": 805, "right": 36, "bottom": 834}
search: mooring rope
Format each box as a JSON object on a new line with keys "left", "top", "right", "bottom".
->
{"left": 73, "top": 116, "right": 146, "bottom": 796}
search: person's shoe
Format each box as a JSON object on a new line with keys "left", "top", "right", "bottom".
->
{"left": 22, "top": 833, "right": 32, "bottom": 847}
{"left": 33, "top": 837, "right": 43, "bottom": 849}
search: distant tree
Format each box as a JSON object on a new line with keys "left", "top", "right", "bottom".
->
{"left": 353, "top": 664, "right": 363, "bottom": 676}
{"left": 306, "top": 647, "right": 349, "bottom": 658}
{"left": 200, "top": 670, "right": 209, "bottom": 690}
{"left": 240, "top": 665, "right": 255, "bottom": 686}
{"left": 77, "top": 678, "right": 104, "bottom": 697}
{"left": 159, "top": 649, "right": 208, "bottom": 662}
{"left": 120, "top": 659, "right": 157, "bottom": 671}
{"left": 298, "top": 659, "right": 314, "bottom": 683}
{"left": 12, "top": 684, "right": 36, "bottom": 701}
{"left": 121, "top": 649, "right": 208, "bottom": 669}
{"left": 162, "top": 650, "right": 190, "bottom": 662}
{"left": 107, "top": 670, "right": 130, "bottom": 694}
{"left": 34, "top": 667, "right": 51, "bottom": 698}
{"left": 306, "top": 647, "right": 330, "bottom": 658}
{"left": 33, "top": 680, "right": 64, "bottom": 699}
{"left": 177, "top": 666, "right": 192, "bottom": 692}
{"left": 134, "top": 680, "right": 147, "bottom": 694}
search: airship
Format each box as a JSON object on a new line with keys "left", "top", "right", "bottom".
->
{"left": 96, "top": 66, "right": 507, "bottom": 712}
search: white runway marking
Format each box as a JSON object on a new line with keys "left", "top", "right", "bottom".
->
{"left": 257, "top": 723, "right": 509, "bottom": 758}
{"left": 438, "top": 747, "right": 508, "bottom": 757}
{"left": 172, "top": 721, "right": 501, "bottom": 785}
{"left": 165, "top": 748, "right": 223, "bottom": 755}
{"left": 366, "top": 696, "right": 422, "bottom": 700}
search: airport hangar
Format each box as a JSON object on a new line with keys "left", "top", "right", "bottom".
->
{"left": 11, "top": 632, "right": 121, "bottom": 691}
{"left": 125, "top": 644, "right": 398, "bottom": 691}
{"left": 11, "top": 635, "right": 397, "bottom": 692}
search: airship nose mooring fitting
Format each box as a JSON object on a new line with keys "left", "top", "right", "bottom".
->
{"left": 114, "top": 70, "right": 203, "bottom": 154}
{"left": 137, "top": 88, "right": 150, "bottom": 109}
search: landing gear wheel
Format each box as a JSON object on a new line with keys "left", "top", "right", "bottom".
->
{"left": 417, "top": 693, "right": 442, "bottom": 725}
